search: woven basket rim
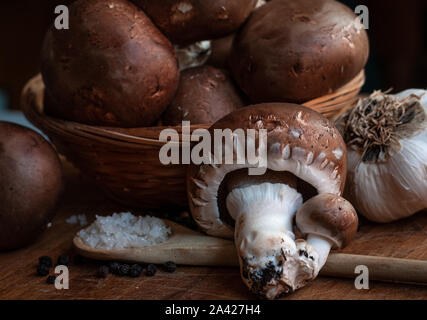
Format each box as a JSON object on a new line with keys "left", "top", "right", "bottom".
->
{"left": 21, "top": 71, "right": 364, "bottom": 147}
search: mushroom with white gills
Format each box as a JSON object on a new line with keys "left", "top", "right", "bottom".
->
{"left": 295, "top": 193, "right": 358, "bottom": 277}
{"left": 187, "top": 103, "right": 348, "bottom": 299}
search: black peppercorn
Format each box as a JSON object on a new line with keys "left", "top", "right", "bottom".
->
{"left": 97, "top": 265, "right": 109, "bottom": 278}
{"left": 46, "top": 275, "right": 56, "bottom": 284}
{"left": 37, "top": 264, "right": 50, "bottom": 276}
{"left": 118, "top": 264, "right": 130, "bottom": 276}
{"left": 163, "top": 261, "right": 176, "bottom": 273}
{"left": 146, "top": 264, "right": 157, "bottom": 277}
{"left": 57, "top": 254, "right": 70, "bottom": 266}
{"left": 129, "top": 264, "right": 143, "bottom": 278}
{"left": 109, "top": 262, "right": 120, "bottom": 274}
{"left": 38, "top": 256, "right": 53, "bottom": 268}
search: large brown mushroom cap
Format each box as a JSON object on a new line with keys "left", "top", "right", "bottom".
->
{"left": 0, "top": 122, "right": 63, "bottom": 251}
{"left": 162, "top": 66, "right": 245, "bottom": 125}
{"left": 41, "top": 0, "right": 179, "bottom": 127}
{"left": 187, "top": 103, "right": 347, "bottom": 238}
{"left": 229, "top": 0, "right": 369, "bottom": 103}
{"left": 132, "top": 0, "right": 258, "bottom": 45}
{"left": 296, "top": 193, "right": 358, "bottom": 249}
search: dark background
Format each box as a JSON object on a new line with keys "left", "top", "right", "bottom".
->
{"left": 0, "top": 0, "right": 426, "bottom": 110}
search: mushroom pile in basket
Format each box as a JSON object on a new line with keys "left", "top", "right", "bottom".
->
{"left": 38, "top": 0, "right": 375, "bottom": 299}
{"left": 40, "top": 0, "right": 369, "bottom": 127}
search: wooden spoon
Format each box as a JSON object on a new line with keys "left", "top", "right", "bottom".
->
{"left": 74, "top": 219, "right": 427, "bottom": 285}
{"left": 74, "top": 220, "right": 239, "bottom": 266}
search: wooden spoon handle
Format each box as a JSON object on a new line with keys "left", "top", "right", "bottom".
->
{"left": 321, "top": 253, "right": 427, "bottom": 284}
{"left": 74, "top": 218, "right": 427, "bottom": 285}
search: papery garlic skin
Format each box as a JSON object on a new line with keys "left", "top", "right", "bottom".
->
{"left": 343, "top": 89, "right": 427, "bottom": 223}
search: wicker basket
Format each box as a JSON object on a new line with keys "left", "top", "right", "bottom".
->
{"left": 21, "top": 72, "right": 365, "bottom": 209}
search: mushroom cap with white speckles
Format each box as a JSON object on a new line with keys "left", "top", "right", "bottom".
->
{"left": 187, "top": 103, "right": 348, "bottom": 238}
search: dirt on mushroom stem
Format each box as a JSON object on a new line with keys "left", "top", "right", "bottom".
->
{"left": 226, "top": 182, "right": 319, "bottom": 299}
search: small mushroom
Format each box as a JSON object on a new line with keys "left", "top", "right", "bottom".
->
{"left": 187, "top": 103, "right": 351, "bottom": 299}
{"left": 162, "top": 66, "right": 245, "bottom": 125}
{"left": 132, "top": 0, "right": 259, "bottom": 45}
{"left": 295, "top": 193, "right": 358, "bottom": 275}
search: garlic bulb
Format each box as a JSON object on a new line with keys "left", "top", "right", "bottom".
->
{"left": 337, "top": 89, "right": 427, "bottom": 223}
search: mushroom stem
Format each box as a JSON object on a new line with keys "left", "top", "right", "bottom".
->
{"left": 231, "top": 184, "right": 300, "bottom": 257}
{"left": 306, "top": 234, "right": 333, "bottom": 272}
{"left": 226, "top": 182, "right": 317, "bottom": 298}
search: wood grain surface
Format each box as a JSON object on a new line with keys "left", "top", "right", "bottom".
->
{"left": 0, "top": 160, "right": 426, "bottom": 300}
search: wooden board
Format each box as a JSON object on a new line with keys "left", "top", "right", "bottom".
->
{"left": 0, "top": 160, "right": 426, "bottom": 300}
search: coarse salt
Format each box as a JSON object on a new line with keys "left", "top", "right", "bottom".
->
{"left": 77, "top": 212, "right": 171, "bottom": 250}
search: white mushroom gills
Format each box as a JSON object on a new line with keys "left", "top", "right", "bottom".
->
{"left": 226, "top": 182, "right": 318, "bottom": 298}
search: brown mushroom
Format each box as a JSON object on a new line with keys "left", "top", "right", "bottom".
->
{"left": 207, "top": 34, "right": 235, "bottom": 70}
{"left": 41, "top": 0, "right": 179, "bottom": 127}
{"left": 162, "top": 66, "right": 245, "bottom": 125}
{"left": 0, "top": 122, "right": 63, "bottom": 251}
{"left": 229, "top": 0, "right": 370, "bottom": 103}
{"left": 295, "top": 193, "right": 358, "bottom": 276}
{"left": 187, "top": 103, "right": 349, "bottom": 298}
{"left": 206, "top": 0, "right": 267, "bottom": 69}
{"left": 131, "top": 0, "right": 259, "bottom": 45}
